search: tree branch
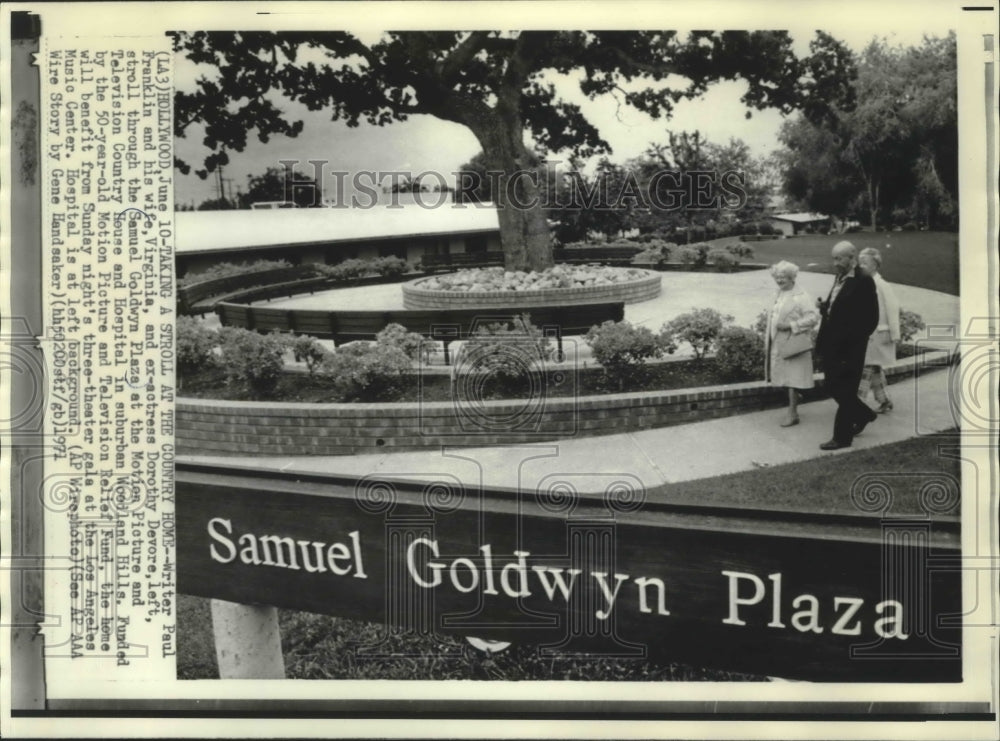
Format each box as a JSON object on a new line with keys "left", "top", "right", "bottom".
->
{"left": 175, "top": 101, "right": 211, "bottom": 134}
{"left": 436, "top": 31, "right": 491, "bottom": 81}
{"left": 602, "top": 45, "right": 680, "bottom": 80}
{"left": 501, "top": 32, "right": 550, "bottom": 97}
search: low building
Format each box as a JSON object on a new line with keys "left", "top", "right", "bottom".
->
{"left": 175, "top": 204, "right": 502, "bottom": 278}
{"left": 765, "top": 212, "right": 831, "bottom": 237}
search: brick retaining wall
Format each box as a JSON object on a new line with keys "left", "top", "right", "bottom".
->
{"left": 176, "top": 350, "right": 952, "bottom": 457}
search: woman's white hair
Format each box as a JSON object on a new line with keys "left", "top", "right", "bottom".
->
{"left": 770, "top": 260, "right": 799, "bottom": 280}
{"left": 859, "top": 246, "right": 882, "bottom": 269}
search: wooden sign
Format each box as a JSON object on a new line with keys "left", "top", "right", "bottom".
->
{"left": 176, "top": 463, "right": 962, "bottom": 682}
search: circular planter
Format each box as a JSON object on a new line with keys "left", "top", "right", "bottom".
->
{"left": 402, "top": 267, "right": 662, "bottom": 309}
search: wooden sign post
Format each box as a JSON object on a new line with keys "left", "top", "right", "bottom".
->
{"left": 210, "top": 600, "right": 285, "bottom": 679}
{"left": 177, "top": 462, "right": 962, "bottom": 682}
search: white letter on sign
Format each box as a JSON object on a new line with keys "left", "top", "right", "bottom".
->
{"left": 633, "top": 577, "right": 671, "bottom": 616}
{"left": 500, "top": 551, "right": 531, "bottom": 598}
{"left": 791, "top": 594, "right": 824, "bottom": 633}
{"left": 208, "top": 518, "right": 236, "bottom": 563}
{"left": 874, "top": 600, "right": 908, "bottom": 640}
{"left": 831, "top": 597, "right": 864, "bottom": 635}
{"left": 722, "top": 570, "right": 765, "bottom": 625}
{"left": 592, "top": 572, "right": 630, "bottom": 620}
{"left": 406, "top": 537, "right": 443, "bottom": 588}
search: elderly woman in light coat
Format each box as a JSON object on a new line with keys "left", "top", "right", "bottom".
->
{"left": 765, "top": 261, "right": 820, "bottom": 426}
{"left": 857, "top": 247, "right": 900, "bottom": 412}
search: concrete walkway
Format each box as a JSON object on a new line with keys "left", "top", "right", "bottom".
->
{"left": 183, "top": 364, "right": 958, "bottom": 498}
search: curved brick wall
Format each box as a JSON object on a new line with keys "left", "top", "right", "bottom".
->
{"left": 402, "top": 271, "right": 662, "bottom": 309}
{"left": 175, "top": 350, "right": 950, "bottom": 457}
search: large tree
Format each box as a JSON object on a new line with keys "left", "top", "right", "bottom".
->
{"left": 777, "top": 115, "right": 860, "bottom": 222}
{"left": 173, "top": 30, "right": 854, "bottom": 270}
{"left": 634, "top": 131, "right": 776, "bottom": 236}
{"left": 777, "top": 33, "right": 957, "bottom": 230}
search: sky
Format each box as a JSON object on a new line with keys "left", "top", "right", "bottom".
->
{"left": 172, "top": 26, "right": 950, "bottom": 208}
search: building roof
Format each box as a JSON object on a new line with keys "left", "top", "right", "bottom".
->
{"left": 175, "top": 204, "right": 500, "bottom": 255}
{"left": 768, "top": 212, "right": 830, "bottom": 223}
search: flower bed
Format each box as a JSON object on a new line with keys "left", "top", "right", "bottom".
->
{"left": 176, "top": 346, "right": 956, "bottom": 457}
{"left": 402, "top": 265, "right": 661, "bottom": 309}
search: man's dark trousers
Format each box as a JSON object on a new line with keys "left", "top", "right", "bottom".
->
{"left": 817, "top": 272, "right": 879, "bottom": 445}
{"left": 824, "top": 346, "right": 874, "bottom": 444}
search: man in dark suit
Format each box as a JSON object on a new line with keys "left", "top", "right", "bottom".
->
{"left": 815, "top": 241, "right": 879, "bottom": 450}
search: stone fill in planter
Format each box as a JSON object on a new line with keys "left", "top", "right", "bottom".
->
{"left": 402, "top": 265, "right": 662, "bottom": 309}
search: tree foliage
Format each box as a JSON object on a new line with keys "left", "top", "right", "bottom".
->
{"left": 238, "top": 165, "right": 323, "bottom": 208}
{"left": 777, "top": 33, "right": 956, "bottom": 230}
{"left": 173, "top": 30, "right": 855, "bottom": 269}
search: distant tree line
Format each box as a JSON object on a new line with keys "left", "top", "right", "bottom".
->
{"left": 453, "top": 130, "right": 780, "bottom": 244}
{"left": 776, "top": 33, "right": 957, "bottom": 231}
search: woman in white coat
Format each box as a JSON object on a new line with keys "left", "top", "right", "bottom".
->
{"left": 857, "top": 247, "right": 900, "bottom": 412}
{"left": 765, "top": 261, "right": 820, "bottom": 427}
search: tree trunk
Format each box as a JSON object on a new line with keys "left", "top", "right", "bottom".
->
{"left": 469, "top": 110, "right": 553, "bottom": 272}
{"left": 867, "top": 179, "right": 879, "bottom": 231}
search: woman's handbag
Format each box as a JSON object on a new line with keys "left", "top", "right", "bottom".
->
{"left": 781, "top": 331, "right": 814, "bottom": 359}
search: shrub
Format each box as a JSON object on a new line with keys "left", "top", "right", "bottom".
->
{"left": 284, "top": 334, "right": 329, "bottom": 377}
{"left": 376, "top": 323, "right": 429, "bottom": 363}
{"left": 320, "top": 342, "right": 413, "bottom": 402}
{"left": 178, "top": 259, "right": 292, "bottom": 287}
{"left": 635, "top": 228, "right": 676, "bottom": 244}
{"left": 715, "top": 326, "right": 765, "bottom": 381}
{"left": 605, "top": 237, "right": 642, "bottom": 250}
{"left": 717, "top": 220, "right": 744, "bottom": 238}
{"left": 459, "top": 315, "right": 554, "bottom": 391}
{"left": 677, "top": 246, "right": 699, "bottom": 266}
{"left": 707, "top": 248, "right": 738, "bottom": 272}
{"left": 752, "top": 309, "right": 769, "bottom": 337}
{"left": 890, "top": 207, "right": 911, "bottom": 228}
{"left": 631, "top": 239, "right": 675, "bottom": 266}
{"left": 176, "top": 316, "right": 218, "bottom": 385}
{"left": 319, "top": 258, "right": 372, "bottom": 282}
{"left": 319, "top": 256, "right": 412, "bottom": 282}
{"left": 899, "top": 309, "right": 926, "bottom": 343}
{"left": 584, "top": 320, "right": 664, "bottom": 390}
{"left": 217, "top": 327, "right": 287, "bottom": 399}
{"left": 660, "top": 308, "right": 734, "bottom": 360}
{"left": 678, "top": 242, "right": 710, "bottom": 268}
{"left": 724, "top": 242, "right": 755, "bottom": 260}
{"left": 371, "top": 255, "right": 411, "bottom": 277}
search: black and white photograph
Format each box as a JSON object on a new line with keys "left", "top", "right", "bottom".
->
{"left": 2, "top": 1, "right": 997, "bottom": 738}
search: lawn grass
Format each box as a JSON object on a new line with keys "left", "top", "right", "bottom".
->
{"left": 711, "top": 231, "right": 959, "bottom": 296}
{"left": 657, "top": 427, "right": 960, "bottom": 516}
{"left": 176, "top": 597, "right": 766, "bottom": 681}
{"left": 176, "top": 431, "right": 958, "bottom": 680}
